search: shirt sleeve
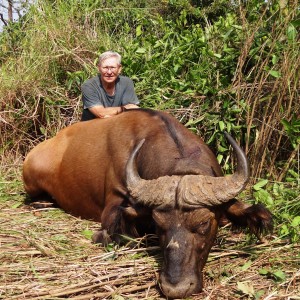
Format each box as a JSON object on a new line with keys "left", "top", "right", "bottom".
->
{"left": 81, "top": 79, "right": 105, "bottom": 109}
{"left": 120, "top": 77, "right": 140, "bottom": 105}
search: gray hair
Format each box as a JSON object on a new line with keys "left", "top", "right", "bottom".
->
{"left": 98, "top": 51, "right": 122, "bottom": 66}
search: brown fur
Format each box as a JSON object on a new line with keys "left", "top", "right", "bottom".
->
{"left": 23, "top": 109, "right": 221, "bottom": 225}
{"left": 23, "top": 108, "right": 272, "bottom": 298}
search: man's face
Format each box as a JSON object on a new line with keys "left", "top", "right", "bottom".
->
{"left": 98, "top": 57, "right": 122, "bottom": 85}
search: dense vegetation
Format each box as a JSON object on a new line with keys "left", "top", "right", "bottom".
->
{"left": 0, "top": 1, "right": 299, "bottom": 298}
{"left": 0, "top": 0, "right": 299, "bottom": 240}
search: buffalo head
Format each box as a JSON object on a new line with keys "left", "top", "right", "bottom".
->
{"left": 125, "top": 133, "right": 252, "bottom": 298}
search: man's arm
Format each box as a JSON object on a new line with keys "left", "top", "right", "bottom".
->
{"left": 88, "top": 104, "right": 139, "bottom": 118}
{"left": 123, "top": 103, "right": 139, "bottom": 109}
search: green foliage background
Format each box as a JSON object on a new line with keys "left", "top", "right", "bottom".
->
{"left": 0, "top": 0, "right": 299, "bottom": 241}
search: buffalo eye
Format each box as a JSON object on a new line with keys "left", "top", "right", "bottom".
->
{"left": 191, "top": 219, "right": 211, "bottom": 235}
{"left": 152, "top": 210, "right": 170, "bottom": 231}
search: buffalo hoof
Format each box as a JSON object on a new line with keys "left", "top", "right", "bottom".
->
{"left": 92, "top": 230, "right": 112, "bottom": 246}
{"left": 28, "top": 201, "right": 55, "bottom": 209}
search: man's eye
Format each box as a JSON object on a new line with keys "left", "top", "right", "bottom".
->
{"left": 103, "top": 67, "right": 117, "bottom": 71}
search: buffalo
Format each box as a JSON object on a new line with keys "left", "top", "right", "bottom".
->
{"left": 23, "top": 108, "right": 272, "bottom": 298}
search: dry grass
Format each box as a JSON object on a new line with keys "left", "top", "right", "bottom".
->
{"left": 0, "top": 168, "right": 299, "bottom": 300}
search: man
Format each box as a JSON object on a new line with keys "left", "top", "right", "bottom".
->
{"left": 81, "top": 51, "right": 139, "bottom": 121}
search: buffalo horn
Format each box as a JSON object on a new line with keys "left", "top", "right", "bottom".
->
{"left": 177, "top": 132, "right": 249, "bottom": 208}
{"left": 126, "top": 139, "right": 179, "bottom": 209}
{"left": 126, "top": 133, "right": 249, "bottom": 209}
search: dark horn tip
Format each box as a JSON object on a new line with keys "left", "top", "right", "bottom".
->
{"left": 223, "top": 132, "right": 232, "bottom": 143}
{"left": 224, "top": 132, "right": 249, "bottom": 182}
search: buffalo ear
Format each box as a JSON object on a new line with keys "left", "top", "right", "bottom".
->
{"left": 122, "top": 205, "right": 151, "bottom": 220}
{"left": 122, "top": 206, "right": 139, "bottom": 219}
{"left": 223, "top": 199, "right": 273, "bottom": 238}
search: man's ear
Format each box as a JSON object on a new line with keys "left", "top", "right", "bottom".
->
{"left": 118, "top": 65, "right": 122, "bottom": 75}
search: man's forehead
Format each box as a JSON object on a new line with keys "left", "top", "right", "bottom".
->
{"left": 101, "top": 57, "right": 120, "bottom": 66}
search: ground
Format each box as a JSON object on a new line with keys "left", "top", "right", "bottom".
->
{"left": 0, "top": 172, "right": 299, "bottom": 300}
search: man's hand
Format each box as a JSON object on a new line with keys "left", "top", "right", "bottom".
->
{"left": 88, "top": 105, "right": 120, "bottom": 118}
{"left": 123, "top": 104, "right": 139, "bottom": 110}
{"left": 88, "top": 104, "right": 139, "bottom": 119}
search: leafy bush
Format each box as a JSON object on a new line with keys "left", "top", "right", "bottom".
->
{"left": 0, "top": 0, "right": 299, "bottom": 184}
{"left": 253, "top": 178, "right": 299, "bottom": 242}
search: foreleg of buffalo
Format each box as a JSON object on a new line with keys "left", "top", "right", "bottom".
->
{"left": 91, "top": 206, "right": 124, "bottom": 246}
{"left": 24, "top": 192, "right": 55, "bottom": 208}
{"left": 92, "top": 229, "right": 112, "bottom": 246}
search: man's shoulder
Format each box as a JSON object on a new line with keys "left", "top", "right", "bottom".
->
{"left": 82, "top": 75, "right": 100, "bottom": 88}
{"left": 118, "top": 75, "right": 135, "bottom": 88}
{"left": 119, "top": 75, "right": 133, "bottom": 83}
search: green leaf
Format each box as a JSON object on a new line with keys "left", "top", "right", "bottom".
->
{"left": 226, "top": 122, "right": 232, "bottom": 132}
{"left": 11, "top": 202, "right": 22, "bottom": 209}
{"left": 136, "top": 48, "right": 146, "bottom": 54}
{"left": 217, "top": 154, "right": 223, "bottom": 164}
{"left": 218, "top": 144, "right": 228, "bottom": 152}
{"left": 255, "top": 290, "right": 265, "bottom": 299}
{"left": 271, "top": 54, "right": 279, "bottom": 65}
{"left": 273, "top": 270, "right": 286, "bottom": 281}
{"left": 219, "top": 120, "right": 225, "bottom": 131}
{"left": 241, "top": 260, "right": 252, "bottom": 271}
{"left": 174, "top": 64, "right": 180, "bottom": 72}
{"left": 81, "top": 229, "right": 93, "bottom": 239}
{"left": 287, "top": 24, "right": 297, "bottom": 42}
{"left": 291, "top": 19, "right": 300, "bottom": 27}
{"left": 253, "top": 179, "right": 268, "bottom": 191}
{"left": 259, "top": 268, "right": 269, "bottom": 275}
{"left": 272, "top": 183, "right": 280, "bottom": 196}
{"left": 253, "top": 189, "right": 273, "bottom": 205}
{"left": 269, "top": 70, "right": 281, "bottom": 78}
{"left": 237, "top": 281, "right": 254, "bottom": 296}
{"left": 207, "top": 132, "right": 217, "bottom": 144}
{"left": 136, "top": 25, "right": 142, "bottom": 37}
{"left": 281, "top": 118, "right": 291, "bottom": 131}
{"left": 291, "top": 216, "right": 300, "bottom": 227}
{"left": 185, "top": 116, "right": 205, "bottom": 127}
{"left": 288, "top": 169, "right": 299, "bottom": 179}
{"left": 105, "top": 243, "right": 115, "bottom": 252}
{"left": 232, "top": 25, "right": 243, "bottom": 30}
{"left": 280, "top": 224, "right": 289, "bottom": 236}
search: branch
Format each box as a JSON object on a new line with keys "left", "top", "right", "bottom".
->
{"left": 0, "top": 13, "right": 8, "bottom": 26}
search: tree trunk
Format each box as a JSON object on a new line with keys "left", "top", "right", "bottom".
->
{"left": 8, "top": 0, "right": 13, "bottom": 22}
